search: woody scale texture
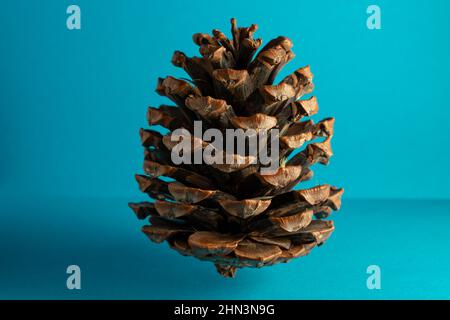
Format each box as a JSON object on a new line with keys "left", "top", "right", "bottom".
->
{"left": 129, "top": 19, "right": 344, "bottom": 277}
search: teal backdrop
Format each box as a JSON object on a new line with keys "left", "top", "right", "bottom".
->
{"left": 1, "top": 0, "right": 449, "bottom": 299}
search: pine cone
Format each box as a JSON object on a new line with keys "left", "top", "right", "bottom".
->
{"left": 129, "top": 19, "right": 343, "bottom": 278}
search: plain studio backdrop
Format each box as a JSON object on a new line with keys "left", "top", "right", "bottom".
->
{"left": 0, "top": 0, "right": 449, "bottom": 299}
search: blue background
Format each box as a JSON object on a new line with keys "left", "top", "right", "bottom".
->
{"left": 1, "top": 0, "right": 449, "bottom": 299}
